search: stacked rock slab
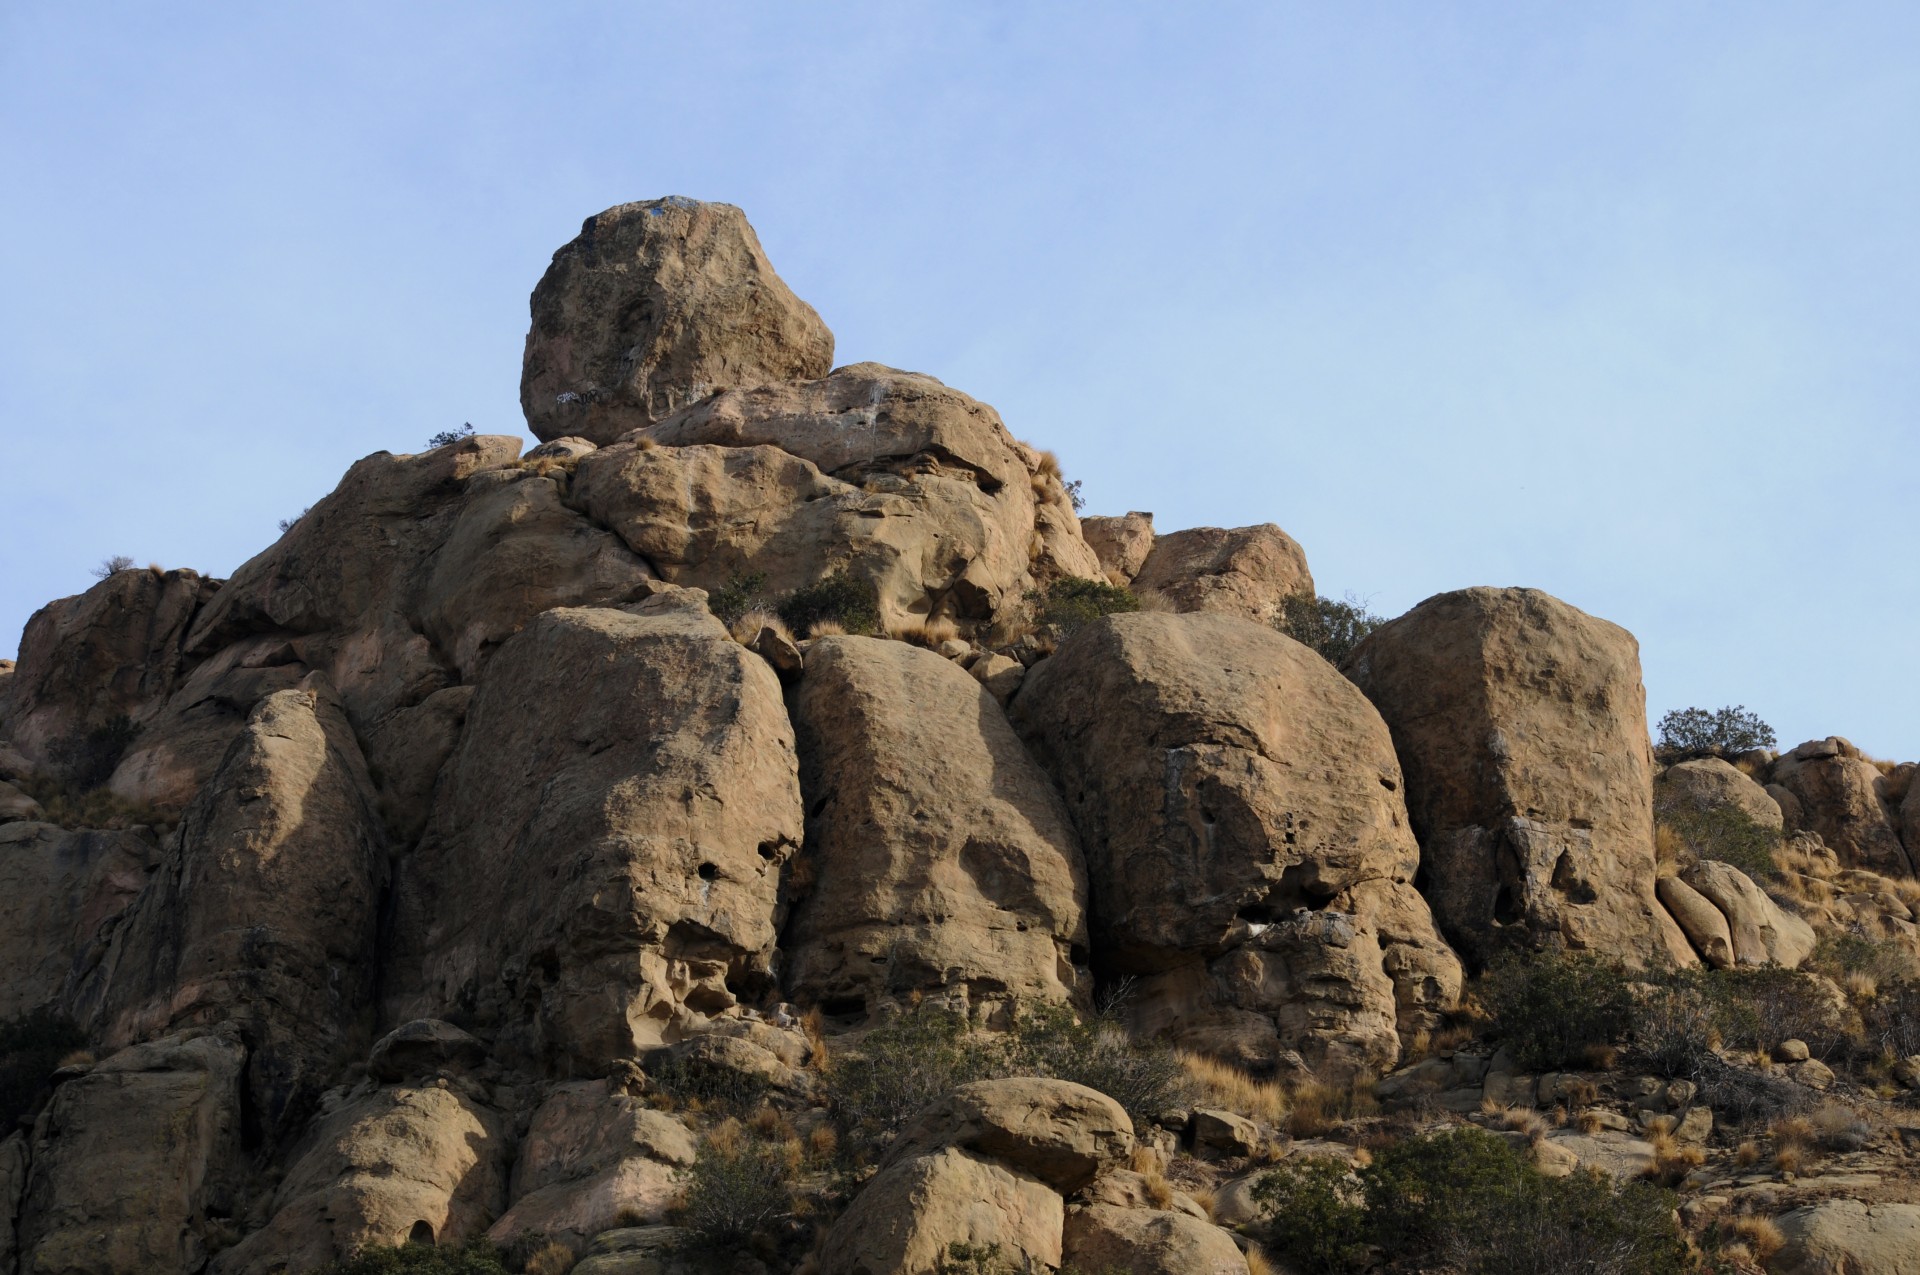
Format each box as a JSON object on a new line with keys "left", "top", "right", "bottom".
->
{"left": 1343, "top": 587, "right": 1695, "bottom": 969}
{"left": 784, "top": 636, "right": 1089, "bottom": 1018}
{"left": 1768, "top": 737, "right": 1913, "bottom": 877}
{"left": 1012, "top": 611, "right": 1461, "bottom": 1077}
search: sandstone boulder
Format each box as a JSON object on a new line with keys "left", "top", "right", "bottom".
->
{"left": 1772, "top": 1199, "right": 1920, "bottom": 1275}
{"left": 95, "top": 679, "right": 387, "bottom": 1137}
{"left": 1130, "top": 524, "right": 1312, "bottom": 625}
{"left": 18, "top": 1032, "right": 245, "bottom": 1275}
{"left": 1081, "top": 511, "right": 1156, "bottom": 583}
{"left": 1681, "top": 859, "right": 1816, "bottom": 968}
{"left": 1656, "top": 874, "right": 1735, "bottom": 969}
{"left": 890, "top": 1079, "right": 1134, "bottom": 1193}
{"left": 1061, "top": 1203, "right": 1250, "bottom": 1275}
{"left": 1656, "top": 758, "right": 1783, "bottom": 831}
{"left": 214, "top": 1086, "right": 509, "bottom": 1275}
{"left": 386, "top": 600, "right": 802, "bottom": 1069}
{"left": 521, "top": 197, "right": 834, "bottom": 444}
{"left": 1770, "top": 738, "right": 1912, "bottom": 876}
{"left": 786, "top": 636, "right": 1089, "bottom": 1016}
{"left": 0, "top": 822, "right": 152, "bottom": 1020}
{"left": 816, "top": 1146, "right": 1062, "bottom": 1275}
{"left": 1013, "top": 611, "right": 1461, "bottom": 1076}
{"left": 1344, "top": 587, "right": 1689, "bottom": 969}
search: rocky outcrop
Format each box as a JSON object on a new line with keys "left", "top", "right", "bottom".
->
{"left": 1344, "top": 587, "right": 1692, "bottom": 970}
{"left": 1771, "top": 1199, "right": 1920, "bottom": 1275}
{"left": 386, "top": 598, "right": 802, "bottom": 1069}
{"left": 1081, "top": 511, "right": 1156, "bottom": 583}
{"left": 521, "top": 198, "right": 834, "bottom": 444}
{"left": 1013, "top": 611, "right": 1460, "bottom": 1076}
{"left": 817, "top": 1146, "right": 1063, "bottom": 1275}
{"left": 0, "top": 822, "right": 151, "bottom": 1020}
{"left": 785, "top": 636, "right": 1088, "bottom": 1017}
{"left": 1769, "top": 738, "right": 1912, "bottom": 876}
{"left": 1061, "top": 1205, "right": 1250, "bottom": 1275}
{"left": 1656, "top": 757, "right": 1783, "bottom": 831}
{"left": 18, "top": 1032, "right": 245, "bottom": 1275}
{"left": 1656, "top": 874, "right": 1736, "bottom": 969}
{"left": 214, "top": 1086, "right": 510, "bottom": 1275}
{"left": 92, "top": 680, "right": 387, "bottom": 1137}
{"left": 889, "top": 1079, "right": 1134, "bottom": 1193}
{"left": 1130, "top": 523, "right": 1312, "bottom": 624}
{"left": 1680, "top": 859, "right": 1816, "bottom": 967}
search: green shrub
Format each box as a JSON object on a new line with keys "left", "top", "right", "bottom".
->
{"left": 706, "top": 571, "right": 769, "bottom": 628}
{"left": 0, "top": 1008, "right": 87, "bottom": 1129}
{"left": 1253, "top": 1128, "right": 1687, "bottom": 1275}
{"left": 676, "top": 1134, "right": 794, "bottom": 1250}
{"left": 1003, "top": 1002, "right": 1188, "bottom": 1124}
{"left": 824, "top": 1004, "right": 1009, "bottom": 1142}
{"left": 647, "top": 1052, "right": 769, "bottom": 1115}
{"left": 1863, "top": 979, "right": 1920, "bottom": 1060}
{"left": 1655, "top": 706, "right": 1776, "bottom": 761}
{"left": 777, "top": 573, "right": 881, "bottom": 637}
{"left": 1655, "top": 801, "right": 1780, "bottom": 881}
{"left": 318, "top": 1238, "right": 510, "bottom": 1275}
{"left": 1479, "top": 950, "right": 1635, "bottom": 1071}
{"left": 1275, "top": 592, "right": 1385, "bottom": 667}
{"left": 1635, "top": 968, "right": 1834, "bottom": 1124}
{"left": 1028, "top": 577, "right": 1138, "bottom": 637}
{"left": 426, "top": 423, "right": 476, "bottom": 449}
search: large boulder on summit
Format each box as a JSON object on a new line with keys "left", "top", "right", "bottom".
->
{"left": 0, "top": 822, "right": 151, "bottom": 1020}
{"left": 93, "top": 679, "right": 388, "bottom": 1137}
{"left": 1344, "top": 588, "right": 1693, "bottom": 969}
{"left": 573, "top": 363, "right": 1103, "bottom": 633}
{"left": 2, "top": 566, "right": 218, "bottom": 783}
{"left": 215, "top": 1086, "right": 510, "bottom": 1275}
{"left": 1769, "top": 738, "right": 1912, "bottom": 877}
{"left": 1013, "top": 611, "right": 1461, "bottom": 1076}
{"left": 18, "top": 1032, "right": 246, "bottom": 1275}
{"left": 785, "top": 637, "right": 1089, "bottom": 1017}
{"left": 386, "top": 596, "right": 802, "bottom": 1069}
{"left": 1081, "top": 511, "right": 1156, "bottom": 583}
{"left": 521, "top": 197, "right": 834, "bottom": 444}
{"left": 1130, "top": 523, "right": 1313, "bottom": 625}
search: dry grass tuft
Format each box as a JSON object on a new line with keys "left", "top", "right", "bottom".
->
{"left": 706, "top": 1117, "right": 745, "bottom": 1158}
{"left": 1141, "top": 1168, "right": 1174, "bottom": 1209}
{"left": 808, "top": 1123, "right": 839, "bottom": 1163}
{"left": 1643, "top": 1122, "right": 1705, "bottom": 1186}
{"left": 1501, "top": 1107, "right": 1550, "bottom": 1144}
{"left": 633, "top": 434, "right": 660, "bottom": 451}
{"left": 1655, "top": 823, "right": 1686, "bottom": 876}
{"left": 1285, "top": 1076, "right": 1378, "bottom": 1138}
{"left": 1179, "top": 1052, "right": 1289, "bottom": 1124}
{"left": 1245, "top": 1248, "right": 1280, "bottom": 1275}
{"left": 750, "top": 1106, "right": 794, "bottom": 1140}
{"left": 1731, "top": 1216, "right": 1785, "bottom": 1261}
{"left": 1734, "top": 1140, "right": 1761, "bottom": 1167}
{"left": 806, "top": 619, "right": 847, "bottom": 638}
{"left": 1187, "top": 1185, "right": 1217, "bottom": 1219}
{"left": 1576, "top": 1109, "right": 1606, "bottom": 1136}
{"left": 888, "top": 616, "right": 961, "bottom": 650}
{"left": 525, "top": 1242, "right": 575, "bottom": 1275}
{"left": 56, "top": 1049, "right": 95, "bottom": 1069}
{"left": 1773, "top": 1143, "right": 1806, "bottom": 1175}
{"left": 729, "top": 609, "right": 793, "bottom": 648}
{"left": 1032, "top": 449, "right": 1063, "bottom": 483}
{"left": 1128, "top": 1144, "right": 1166, "bottom": 1175}
{"left": 1582, "top": 1043, "right": 1620, "bottom": 1071}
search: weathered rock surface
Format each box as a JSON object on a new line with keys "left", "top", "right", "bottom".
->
{"left": 816, "top": 1146, "right": 1062, "bottom": 1275}
{"left": 1344, "top": 587, "right": 1690, "bottom": 969}
{"left": 1771, "top": 1199, "right": 1920, "bottom": 1275}
{"left": 1081, "top": 511, "right": 1156, "bottom": 583}
{"left": 1061, "top": 1204, "right": 1250, "bottom": 1275}
{"left": 1013, "top": 611, "right": 1460, "bottom": 1075}
{"left": 95, "top": 680, "right": 387, "bottom": 1137}
{"left": 366, "top": 1019, "right": 486, "bottom": 1083}
{"left": 1656, "top": 757, "right": 1784, "bottom": 831}
{"left": 0, "top": 823, "right": 151, "bottom": 1020}
{"left": 386, "top": 600, "right": 802, "bottom": 1069}
{"left": 1680, "top": 859, "right": 1816, "bottom": 968}
{"left": 1130, "top": 523, "right": 1312, "bottom": 624}
{"left": 1656, "top": 873, "right": 1735, "bottom": 969}
{"left": 18, "top": 1032, "right": 245, "bottom": 1275}
{"left": 1770, "top": 738, "right": 1913, "bottom": 876}
{"left": 522, "top": 198, "right": 834, "bottom": 444}
{"left": 785, "top": 637, "right": 1088, "bottom": 1016}
{"left": 215, "top": 1086, "right": 509, "bottom": 1275}
{"left": 890, "top": 1079, "right": 1134, "bottom": 1193}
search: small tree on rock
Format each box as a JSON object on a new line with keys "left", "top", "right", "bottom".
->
{"left": 1655, "top": 705, "right": 1777, "bottom": 760}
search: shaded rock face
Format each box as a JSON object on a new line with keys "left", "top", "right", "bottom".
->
{"left": 0, "top": 823, "right": 152, "bottom": 1020}
{"left": 1062, "top": 1204, "right": 1250, "bottom": 1275}
{"left": 1770, "top": 738, "right": 1913, "bottom": 877}
{"left": 573, "top": 363, "right": 1103, "bottom": 636}
{"left": 522, "top": 198, "right": 835, "bottom": 444}
{"left": 817, "top": 1146, "right": 1063, "bottom": 1275}
{"left": 1344, "top": 587, "right": 1689, "bottom": 970}
{"left": 1130, "top": 524, "right": 1314, "bottom": 625}
{"left": 1013, "top": 611, "right": 1460, "bottom": 1076}
{"left": 93, "top": 680, "right": 388, "bottom": 1138}
{"left": 785, "top": 636, "right": 1089, "bottom": 1017}
{"left": 386, "top": 601, "right": 802, "bottom": 1069}
{"left": 19, "top": 1033, "right": 245, "bottom": 1275}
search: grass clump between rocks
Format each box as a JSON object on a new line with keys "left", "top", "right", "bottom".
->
{"left": 1274, "top": 591, "right": 1385, "bottom": 667}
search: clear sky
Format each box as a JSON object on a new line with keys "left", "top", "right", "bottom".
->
{"left": 2, "top": 3, "right": 1915, "bottom": 758}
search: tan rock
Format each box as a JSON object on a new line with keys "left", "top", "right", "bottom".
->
{"left": 817, "top": 1146, "right": 1063, "bottom": 1275}
{"left": 214, "top": 1086, "right": 510, "bottom": 1275}
{"left": 969, "top": 652, "right": 1026, "bottom": 707}
{"left": 570, "top": 1227, "right": 710, "bottom": 1275}
{"left": 1344, "top": 587, "right": 1687, "bottom": 969}
{"left": 521, "top": 197, "right": 834, "bottom": 444}
{"left": 0, "top": 779, "right": 41, "bottom": 822}
{"left": 1656, "top": 758, "right": 1783, "bottom": 831}
{"left": 0, "top": 822, "right": 152, "bottom": 1020}
{"left": 1657, "top": 874, "right": 1736, "bottom": 969}
{"left": 1771, "top": 739, "right": 1912, "bottom": 876}
{"left": 1772, "top": 1199, "right": 1920, "bottom": 1275}
{"left": 1542, "top": 1131, "right": 1655, "bottom": 1179}
{"left": 890, "top": 1078, "right": 1134, "bottom": 1193}
{"left": 1061, "top": 1203, "right": 1250, "bottom": 1275}
{"left": 1079, "top": 1171, "right": 1210, "bottom": 1221}
{"left": 786, "top": 637, "right": 1088, "bottom": 1016}
{"left": 386, "top": 602, "right": 801, "bottom": 1069}
{"left": 1191, "top": 1108, "right": 1261, "bottom": 1158}
{"left": 1014, "top": 611, "right": 1460, "bottom": 1076}
{"left": 1081, "top": 512, "right": 1156, "bottom": 583}
{"left": 1130, "top": 524, "right": 1313, "bottom": 625}
{"left": 19, "top": 1032, "right": 245, "bottom": 1275}
{"left": 95, "top": 679, "right": 387, "bottom": 1137}
{"left": 1904, "top": 779, "right": 1920, "bottom": 867}
{"left": 358, "top": 685, "right": 474, "bottom": 848}
{"left": 1770, "top": 783, "right": 1808, "bottom": 833}
{"left": 525, "top": 435, "right": 598, "bottom": 461}
{"left": 1681, "top": 860, "right": 1816, "bottom": 968}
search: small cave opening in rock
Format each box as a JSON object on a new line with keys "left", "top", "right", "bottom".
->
{"left": 697, "top": 862, "right": 720, "bottom": 881}
{"left": 408, "top": 1220, "right": 435, "bottom": 1246}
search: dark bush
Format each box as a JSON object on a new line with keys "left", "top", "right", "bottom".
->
{"left": 90, "top": 555, "right": 135, "bottom": 580}
{"left": 777, "top": 573, "right": 881, "bottom": 637}
{"left": 1249, "top": 1156, "right": 1367, "bottom": 1275}
{"left": 1655, "top": 706, "right": 1777, "bottom": 761}
{"left": 317, "top": 1238, "right": 509, "bottom": 1275}
{"left": 1028, "top": 577, "right": 1138, "bottom": 638}
{"left": 50, "top": 715, "right": 139, "bottom": 792}
{"left": 1654, "top": 801, "right": 1780, "bottom": 881}
{"left": 1276, "top": 592, "right": 1385, "bottom": 667}
{"left": 0, "top": 1008, "right": 87, "bottom": 1130}
{"left": 1635, "top": 969, "right": 1834, "bottom": 1125}
{"left": 676, "top": 1133, "right": 795, "bottom": 1250}
{"left": 1479, "top": 950, "right": 1635, "bottom": 1071}
{"left": 1003, "top": 1002, "right": 1188, "bottom": 1125}
{"left": 426, "top": 423, "right": 475, "bottom": 449}
{"left": 707, "top": 571, "right": 769, "bottom": 628}
{"left": 824, "top": 1004, "right": 1008, "bottom": 1142}
{"left": 1862, "top": 978, "right": 1920, "bottom": 1061}
{"left": 647, "top": 1051, "right": 769, "bottom": 1115}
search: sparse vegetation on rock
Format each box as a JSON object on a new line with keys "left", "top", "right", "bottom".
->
{"left": 1274, "top": 591, "right": 1384, "bottom": 666}
{"left": 1655, "top": 704, "right": 1779, "bottom": 761}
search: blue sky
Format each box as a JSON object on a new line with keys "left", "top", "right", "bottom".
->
{"left": 3, "top": 3, "right": 1915, "bottom": 758}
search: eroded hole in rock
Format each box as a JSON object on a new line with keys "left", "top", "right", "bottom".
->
{"left": 820, "top": 996, "right": 864, "bottom": 1018}
{"left": 1550, "top": 851, "right": 1598, "bottom": 903}
{"left": 1493, "top": 883, "right": 1524, "bottom": 925}
{"left": 756, "top": 841, "right": 780, "bottom": 861}
{"left": 408, "top": 1221, "right": 435, "bottom": 1246}
{"left": 697, "top": 862, "right": 720, "bottom": 881}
